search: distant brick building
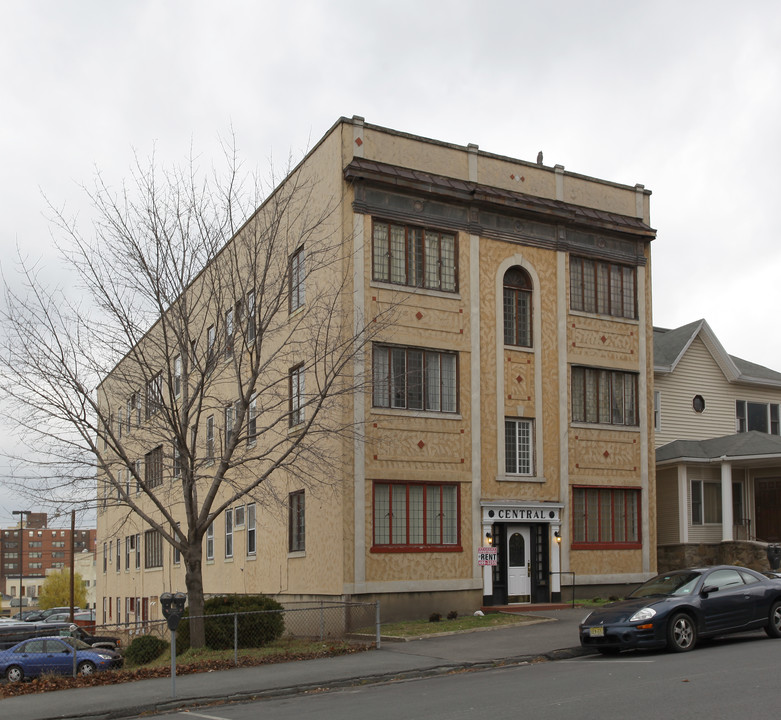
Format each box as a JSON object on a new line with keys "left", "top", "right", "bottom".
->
{"left": 0, "top": 514, "right": 96, "bottom": 606}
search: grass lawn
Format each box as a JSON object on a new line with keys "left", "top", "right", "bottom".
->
{"left": 370, "top": 612, "right": 545, "bottom": 638}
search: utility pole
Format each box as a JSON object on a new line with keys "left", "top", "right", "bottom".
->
{"left": 11, "top": 510, "right": 31, "bottom": 617}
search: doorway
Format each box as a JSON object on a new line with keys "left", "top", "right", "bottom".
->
{"left": 506, "top": 525, "right": 531, "bottom": 603}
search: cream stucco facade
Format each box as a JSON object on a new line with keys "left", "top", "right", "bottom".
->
{"left": 96, "top": 117, "right": 657, "bottom": 624}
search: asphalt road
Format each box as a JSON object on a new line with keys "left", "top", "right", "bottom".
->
{"left": 146, "top": 632, "right": 780, "bottom": 720}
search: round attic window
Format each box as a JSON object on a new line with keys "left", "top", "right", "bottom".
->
{"left": 692, "top": 395, "right": 705, "bottom": 413}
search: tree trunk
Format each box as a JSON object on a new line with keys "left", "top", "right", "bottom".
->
{"left": 184, "top": 551, "right": 206, "bottom": 648}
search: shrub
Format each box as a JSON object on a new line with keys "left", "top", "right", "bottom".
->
{"left": 429, "top": 612, "right": 442, "bottom": 623}
{"left": 177, "top": 595, "right": 285, "bottom": 652}
{"left": 125, "top": 634, "right": 169, "bottom": 665}
{"left": 447, "top": 610, "right": 458, "bottom": 620}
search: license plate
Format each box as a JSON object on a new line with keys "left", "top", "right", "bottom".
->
{"left": 589, "top": 626, "right": 604, "bottom": 638}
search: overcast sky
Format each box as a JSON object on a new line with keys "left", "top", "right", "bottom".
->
{"left": 1, "top": 0, "right": 780, "bottom": 525}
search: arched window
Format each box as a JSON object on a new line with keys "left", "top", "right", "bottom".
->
{"left": 503, "top": 267, "right": 532, "bottom": 347}
{"left": 508, "top": 532, "right": 526, "bottom": 567}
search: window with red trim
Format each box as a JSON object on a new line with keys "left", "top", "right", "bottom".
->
{"left": 572, "top": 486, "right": 640, "bottom": 547}
{"left": 372, "top": 482, "right": 460, "bottom": 550}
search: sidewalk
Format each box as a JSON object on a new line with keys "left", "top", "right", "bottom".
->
{"left": 1, "top": 608, "right": 590, "bottom": 720}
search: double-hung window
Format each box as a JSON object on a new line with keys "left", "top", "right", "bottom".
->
{"left": 691, "top": 480, "right": 722, "bottom": 525}
{"left": 372, "top": 220, "right": 457, "bottom": 292}
{"left": 206, "top": 523, "right": 214, "bottom": 560}
{"left": 145, "top": 372, "right": 163, "bottom": 419}
{"left": 289, "top": 365, "right": 305, "bottom": 427}
{"left": 247, "top": 394, "right": 258, "bottom": 446}
{"left": 225, "top": 307, "right": 234, "bottom": 358}
{"left": 144, "top": 530, "right": 163, "bottom": 568}
{"left": 736, "top": 400, "right": 781, "bottom": 434}
{"left": 290, "top": 247, "right": 305, "bottom": 312}
{"left": 247, "top": 290, "right": 256, "bottom": 344}
{"left": 373, "top": 482, "right": 460, "bottom": 549}
{"left": 572, "top": 487, "right": 640, "bottom": 547}
{"left": 288, "top": 490, "right": 305, "bottom": 552}
{"left": 373, "top": 345, "right": 457, "bottom": 413}
{"left": 145, "top": 446, "right": 163, "bottom": 488}
{"left": 503, "top": 267, "right": 532, "bottom": 347}
{"left": 569, "top": 256, "right": 636, "bottom": 319}
{"left": 225, "top": 508, "right": 233, "bottom": 558}
{"left": 571, "top": 367, "right": 638, "bottom": 426}
{"left": 206, "top": 415, "right": 215, "bottom": 461}
{"left": 247, "top": 503, "right": 256, "bottom": 555}
{"left": 505, "top": 419, "right": 533, "bottom": 475}
{"left": 173, "top": 355, "right": 182, "bottom": 398}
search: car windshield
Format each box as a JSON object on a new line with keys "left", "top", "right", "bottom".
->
{"left": 59, "top": 636, "right": 92, "bottom": 650}
{"left": 629, "top": 571, "right": 701, "bottom": 598}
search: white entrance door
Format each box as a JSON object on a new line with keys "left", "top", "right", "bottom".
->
{"left": 506, "top": 525, "right": 531, "bottom": 602}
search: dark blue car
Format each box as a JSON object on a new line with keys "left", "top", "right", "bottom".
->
{"left": 0, "top": 635, "right": 123, "bottom": 682}
{"left": 580, "top": 565, "right": 781, "bottom": 653}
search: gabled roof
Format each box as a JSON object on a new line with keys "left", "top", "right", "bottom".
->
{"left": 654, "top": 319, "right": 781, "bottom": 388}
{"left": 657, "top": 430, "right": 781, "bottom": 465}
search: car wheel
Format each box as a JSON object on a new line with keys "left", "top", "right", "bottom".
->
{"left": 764, "top": 600, "right": 781, "bottom": 638}
{"left": 5, "top": 664, "right": 24, "bottom": 682}
{"left": 666, "top": 612, "right": 697, "bottom": 652}
{"left": 77, "top": 660, "right": 96, "bottom": 676}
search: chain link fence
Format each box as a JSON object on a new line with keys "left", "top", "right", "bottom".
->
{"left": 0, "top": 601, "right": 379, "bottom": 680}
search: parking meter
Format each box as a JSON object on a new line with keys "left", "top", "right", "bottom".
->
{"left": 160, "top": 592, "right": 187, "bottom": 631}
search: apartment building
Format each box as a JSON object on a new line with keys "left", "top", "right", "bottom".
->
{"left": 96, "top": 117, "right": 656, "bottom": 622}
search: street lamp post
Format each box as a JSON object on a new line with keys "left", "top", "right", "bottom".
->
{"left": 12, "top": 511, "right": 31, "bottom": 617}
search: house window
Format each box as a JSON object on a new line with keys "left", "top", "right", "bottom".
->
{"left": 134, "top": 534, "right": 140, "bottom": 569}
{"left": 290, "top": 246, "right": 305, "bottom": 312}
{"left": 135, "top": 459, "right": 142, "bottom": 494}
{"left": 206, "top": 523, "right": 214, "bottom": 560}
{"left": 144, "top": 529, "right": 163, "bottom": 568}
{"left": 288, "top": 490, "right": 305, "bottom": 552}
{"left": 691, "top": 480, "right": 722, "bottom": 525}
{"left": 247, "top": 394, "right": 258, "bottom": 446}
{"left": 145, "top": 372, "right": 163, "bottom": 419}
{"left": 503, "top": 267, "right": 532, "bottom": 347}
{"left": 372, "top": 345, "right": 457, "bottom": 413}
{"left": 505, "top": 419, "right": 533, "bottom": 475}
{"left": 289, "top": 365, "right": 305, "bottom": 427}
{"left": 569, "top": 256, "right": 636, "bottom": 319}
{"left": 572, "top": 487, "right": 640, "bottom": 546}
{"left": 173, "top": 444, "right": 181, "bottom": 479}
{"left": 145, "top": 446, "right": 163, "bottom": 489}
{"left": 125, "top": 536, "right": 132, "bottom": 570}
{"left": 235, "top": 505, "right": 245, "bottom": 528}
{"left": 116, "top": 469, "right": 123, "bottom": 501}
{"left": 247, "top": 503, "right": 256, "bottom": 555}
{"left": 206, "top": 415, "right": 215, "bottom": 461}
{"left": 372, "top": 220, "right": 457, "bottom": 292}
{"left": 736, "top": 400, "right": 781, "bottom": 434}
{"left": 225, "top": 508, "right": 233, "bottom": 558}
{"left": 115, "top": 539, "right": 121, "bottom": 572}
{"left": 571, "top": 367, "right": 638, "bottom": 426}
{"left": 102, "top": 542, "right": 107, "bottom": 573}
{"left": 373, "top": 482, "right": 459, "bottom": 548}
{"left": 654, "top": 391, "right": 661, "bottom": 432}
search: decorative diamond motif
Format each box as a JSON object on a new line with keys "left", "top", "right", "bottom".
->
{"left": 355, "top": 137, "right": 363, "bottom": 146}
{"left": 601, "top": 335, "right": 607, "bottom": 343}
{"left": 416, "top": 311, "right": 423, "bottom": 320}
{"left": 418, "top": 440, "right": 425, "bottom": 449}
{"left": 603, "top": 450, "right": 610, "bottom": 458}
{"left": 516, "top": 375, "right": 523, "bottom": 383}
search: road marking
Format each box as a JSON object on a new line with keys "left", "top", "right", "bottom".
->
{"left": 179, "top": 712, "right": 232, "bottom": 720}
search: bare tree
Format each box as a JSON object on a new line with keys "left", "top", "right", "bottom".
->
{"left": 0, "top": 142, "right": 387, "bottom": 646}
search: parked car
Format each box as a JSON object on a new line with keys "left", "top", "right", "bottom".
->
{"left": 0, "top": 635, "right": 123, "bottom": 682}
{"left": 42, "top": 613, "right": 71, "bottom": 623}
{"left": 580, "top": 565, "right": 781, "bottom": 654}
{"left": 0, "top": 621, "right": 121, "bottom": 651}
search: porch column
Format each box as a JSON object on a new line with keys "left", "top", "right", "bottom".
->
{"left": 721, "top": 460, "right": 733, "bottom": 541}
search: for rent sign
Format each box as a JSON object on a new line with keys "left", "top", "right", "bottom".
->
{"left": 477, "top": 547, "right": 497, "bottom": 566}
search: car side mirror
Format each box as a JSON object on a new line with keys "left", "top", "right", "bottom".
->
{"left": 701, "top": 585, "right": 718, "bottom": 596}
